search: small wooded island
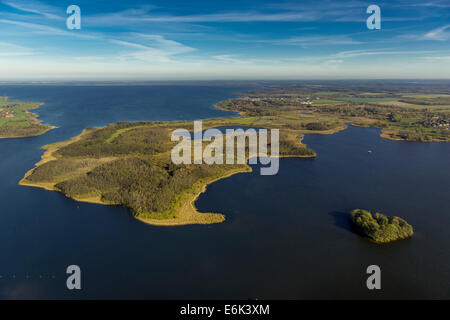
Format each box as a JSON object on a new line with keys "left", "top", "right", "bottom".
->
{"left": 350, "top": 209, "right": 414, "bottom": 243}
{"left": 0, "top": 97, "right": 53, "bottom": 138}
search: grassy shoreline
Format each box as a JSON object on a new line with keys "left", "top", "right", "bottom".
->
{"left": 0, "top": 101, "right": 55, "bottom": 138}
{"left": 19, "top": 128, "right": 97, "bottom": 189}
{"left": 137, "top": 166, "right": 252, "bottom": 226}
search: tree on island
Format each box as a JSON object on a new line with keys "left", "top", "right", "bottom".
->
{"left": 350, "top": 209, "right": 413, "bottom": 244}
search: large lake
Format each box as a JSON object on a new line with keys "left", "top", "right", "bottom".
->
{"left": 0, "top": 85, "right": 448, "bottom": 299}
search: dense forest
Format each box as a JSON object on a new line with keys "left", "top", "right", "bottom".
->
{"left": 350, "top": 209, "right": 414, "bottom": 244}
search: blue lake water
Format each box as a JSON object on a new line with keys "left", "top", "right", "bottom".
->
{"left": 0, "top": 85, "right": 449, "bottom": 299}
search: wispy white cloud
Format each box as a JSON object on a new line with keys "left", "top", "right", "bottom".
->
{"left": 332, "top": 49, "right": 443, "bottom": 59}
{"left": 109, "top": 39, "right": 149, "bottom": 50}
{"left": 135, "top": 34, "right": 194, "bottom": 51}
{"left": 422, "top": 56, "right": 450, "bottom": 61}
{"left": 334, "top": 49, "right": 397, "bottom": 59}
{"left": 0, "top": 18, "right": 65, "bottom": 33}
{"left": 423, "top": 24, "right": 450, "bottom": 40}
{"left": 323, "top": 59, "right": 344, "bottom": 64}
{"left": 0, "top": 18, "right": 97, "bottom": 39}
{"left": 0, "top": 0, "right": 448, "bottom": 79}
{"left": 402, "top": 1, "right": 450, "bottom": 8}
{"left": 212, "top": 55, "right": 245, "bottom": 64}
{"left": 208, "top": 49, "right": 434, "bottom": 67}
{"left": 2, "top": 0, "right": 63, "bottom": 20}
{"left": 0, "top": 12, "right": 196, "bottom": 63}
{"left": 276, "top": 48, "right": 450, "bottom": 64}
{"left": 86, "top": 11, "right": 317, "bottom": 24}
{"left": 110, "top": 35, "right": 195, "bottom": 63}
{"left": 83, "top": 2, "right": 424, "bottom": 27}
{"left": 0, "top": 40, "right": 35, "bottom": 56}
{"left": 266, "top": 35, "right": 362, "bottom": 46}
{"left": 401, "top": 24, "right": 450, "bottom": 41}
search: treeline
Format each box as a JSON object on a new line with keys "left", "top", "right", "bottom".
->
{"left": 56, "top": 123, "right": 174, "bottom": 158}
{"left": 301, "top": 122, "right": 333, "bottom": 131}
{"left": 399, "top": 96, "right": 450, "bottom": 106}
{"left": 0, "top": 123, "right": 51, "bottom": 137}
{"left": 26, "top": 159, "right": 101, "bottom": 183}
{"left": 53, "top": 157, "right": 242, "bottom": 219}
{"left": 396, "top": 129, "right": 449, "bottom": 142}
{"left": 279, "top": 139, "right": 315, "bottom": 156}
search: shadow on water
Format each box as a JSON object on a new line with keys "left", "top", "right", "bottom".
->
{"left": 328, "top": 211, "right": 359, "bottom": 236}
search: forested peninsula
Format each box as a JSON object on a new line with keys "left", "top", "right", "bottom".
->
{"left": 19, "top": 102, "right": 337, "bottom": 226}
{"left": 19, "top": 86, "right": 449, "bottom": 226}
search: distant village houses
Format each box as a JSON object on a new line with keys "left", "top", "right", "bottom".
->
{"left": 424, "top": 116, "right": 450, "bottom": 129}
{"left": 0, "top": 110, "right": 15, "bottom": 118}
{"left": 0, "top": 97, "right": 16, "bottom": 119}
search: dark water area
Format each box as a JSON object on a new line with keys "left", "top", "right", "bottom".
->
{"left": 0, "top": 85, "right": 449, "bottom": 299}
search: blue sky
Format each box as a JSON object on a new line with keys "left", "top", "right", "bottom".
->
{"left": 0, "top": 0, "right": 449, "bottom": 80}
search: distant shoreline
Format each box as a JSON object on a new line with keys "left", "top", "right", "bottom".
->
{"left": 0, "top": 100, "right": 55, "bottom": 139}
